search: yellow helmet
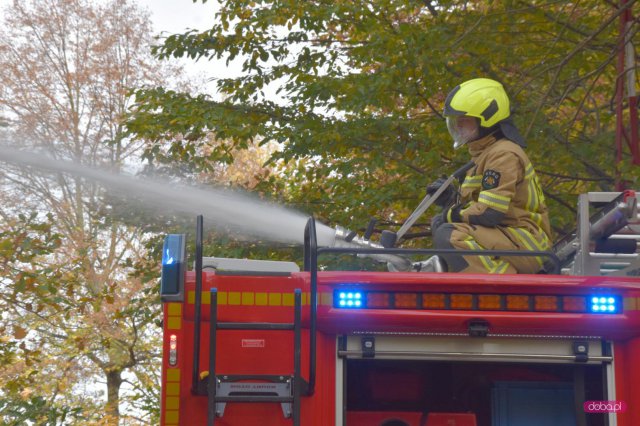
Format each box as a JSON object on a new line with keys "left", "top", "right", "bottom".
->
{"left": 444, "top": 78, "right": 510, "bottom": 126}
{"left": 443, "top": 78, "right": 523, "bottom": 149}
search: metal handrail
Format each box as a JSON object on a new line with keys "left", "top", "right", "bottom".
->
{"left": 303, "top": 219, "right": 317, "bottom": 396}
{"left": 192, "top": 215, "right": 204, "bottom": 394}
{"left": 317, "top": 246, "right": 561, "bottom": 274}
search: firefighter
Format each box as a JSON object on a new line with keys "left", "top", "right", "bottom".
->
{"left": 428, "top": 78, "right": 552, "bottom": 274}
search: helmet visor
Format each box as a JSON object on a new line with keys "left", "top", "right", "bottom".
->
{"left": 446, "top": 116, "right": 479, "bottom": 149}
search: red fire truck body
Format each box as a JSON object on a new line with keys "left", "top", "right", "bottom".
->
{"left": 160, "top": 192, "right": 640, "bottom": 426}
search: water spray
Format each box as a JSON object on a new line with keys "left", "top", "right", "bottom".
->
{"left": 0, "top": 147, "right": 413, "bottom": 269}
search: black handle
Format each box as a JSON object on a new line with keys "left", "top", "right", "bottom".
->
{"left": 452, "top": 160, "right": 475, "bottom": 180}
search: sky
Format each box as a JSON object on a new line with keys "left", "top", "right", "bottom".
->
{"left": 138, "top": 0, "right": 215, "bottom": 35}
{"left": 0, "top": 0, "right": 214, "bottom": 33}
{"left": 136, "top": 0, "right": 249, "bottom": 95}
{"left": 137, "top": 0, "right": 225, "bottom": 86}
{"left": 0, "top": 0, "right": 226, "bottom": 87}
{"left": 0, "top": 0, "right": 265, "bottom": 98}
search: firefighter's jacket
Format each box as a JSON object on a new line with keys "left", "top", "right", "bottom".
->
{"left": 447, "top": 135, "right": 552, "bottom": 252}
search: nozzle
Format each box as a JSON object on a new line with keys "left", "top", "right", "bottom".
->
{"left": 590, "top": 199, "right": 637, "bottom": 240}
{"left": 331, "top": 226, "right": 412, "bottom": 271}
{"left": 380, "top": 230, "right": 398, "bottom": 248}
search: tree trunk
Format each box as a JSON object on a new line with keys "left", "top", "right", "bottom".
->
{"left": 105, "top": 369, "right": 123, "bottom": 423}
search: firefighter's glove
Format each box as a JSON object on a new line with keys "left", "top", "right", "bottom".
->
{"left": 426, "top": 177, "right": 455, "bottom": 208}
{"left": 431, "top": 204, "right": 462, "bottom": 233}
{"left": 430, "top": 213, "right": 445, "bottom": 233}
{"left": 443, "top": 204, "right": 463, "bottom": 223}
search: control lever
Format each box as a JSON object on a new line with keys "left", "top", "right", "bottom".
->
{"left": 381, "top": 161, "right": 475, "bottom": 247}
{"left": 363, "top": 218, "right": 377, "bottom": 240}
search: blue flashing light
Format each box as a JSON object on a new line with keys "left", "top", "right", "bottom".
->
{"left": 589, "top": 294, "right": 619, "bottom": 314}
{"left": 161, "top": 234, "right": 186, "bottom": 298}
{"left": 335, "top": 289, "right": 364, "bottom": 308}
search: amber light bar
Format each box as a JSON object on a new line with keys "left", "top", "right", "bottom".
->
{"left": 333, "top": 290, "right": 620, "bottom": 314}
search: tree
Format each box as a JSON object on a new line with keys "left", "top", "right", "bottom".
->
{"left": 128, "top": 0, "right": 640, "bottom": 241}
{"left": 0, "top": 213, "right": 83, "bottom": 424}
{"left": 0, "top": 0, "right": 181, "bottom": 423}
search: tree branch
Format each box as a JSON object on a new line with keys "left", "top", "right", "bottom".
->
{"left": 524, "top": 0, "right": 637, "bottom": 138}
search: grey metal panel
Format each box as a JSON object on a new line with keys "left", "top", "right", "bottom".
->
{"left": 341, "top": 335, "right": 608, "bottom": 364}
{"left": 201, "top": 256, "right": 300, "bottom": 273}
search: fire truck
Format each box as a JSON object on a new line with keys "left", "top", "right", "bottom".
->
{"left": 159, "top": 190, "right": 640, "bottom": 426}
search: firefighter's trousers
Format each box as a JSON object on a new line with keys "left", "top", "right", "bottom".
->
{"left": 433, "top": 223, "right": 548, "bottom": 274}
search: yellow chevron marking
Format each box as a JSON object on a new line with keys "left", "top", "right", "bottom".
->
{"left": 269, "top": 292, "right": 282, "bottom": 306}
{"left": 255, "top": 292, "right": 268, "bottom": 305}
{"left": 242, "top": 292, "right": 254, "bottom": 305}
{"left": 167, "top": 303, "right": 182, "bottom": 316}
{"left": 321, "top": 292, "right": 333, "bottom": 306}
{"left": 183, "top": 291, "right": 322, "bottom": 307}
{"left": 624, "top": 297, "right": 638, "bottom": 311}
{"left": 165, "top": 382, "right": 180, "bottom": 396}
{"left": 165, "top": 410, "right": 179, "bottom": 424}
{"left": 283, "top": 293, "right": 294, "bottom": 306}
{"left": 165, "top": 396, "right": 179, "bottom": 410}
{"left": 167, "top": 317, "right": 181, "bottom": 330}
{"left": 166, "top": 369, "right": 180, "bottom": 382}
{"left": 228, "top": 292, "right": 241, "bottom": 305}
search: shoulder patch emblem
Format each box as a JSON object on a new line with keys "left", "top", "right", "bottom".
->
{"left": 482, "top": 170, "right": 501, "bottom": 190}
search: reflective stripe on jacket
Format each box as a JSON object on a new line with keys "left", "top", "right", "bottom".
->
{"left": 458, "top": 135, "right": 552, "bottom": 249}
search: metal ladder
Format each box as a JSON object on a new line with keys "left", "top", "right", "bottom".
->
{"left": 552, "top": 191, "right": 640, "bottom": 275}
{"left": 204, "top": 287, "right": 303, "bottom": 426}
{"left": 189, "top": 215, "right": 306, "bottom": 426}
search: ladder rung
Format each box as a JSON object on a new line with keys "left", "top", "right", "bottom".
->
{"left": 214, "top": 395, "right": 293, "bottom": 403}
{"left": 218, "top": 322, "right": 294, "bottom": 330}
{"left": 207, "top": 288, "right": 303, "bottom": 426}
{"left": 211, "top": 374, "right": 292, "bottom": 381}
